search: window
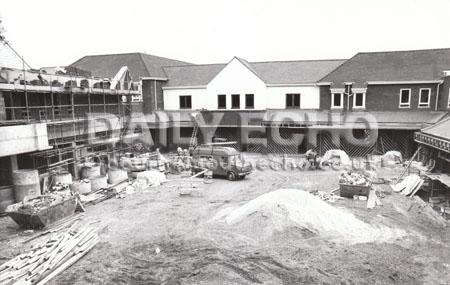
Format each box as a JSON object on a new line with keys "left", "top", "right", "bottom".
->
{"left": 331, "top": 93, "right": 343, "bottom": 108}
{"left": 353, "top": 93, "right": 365, "bottom": 109}
{"left": 217, "top": 94, "right": 226, "bottom": 109}
{"left": 418, "top": 88, "right": 431, "bottom": 108}
{"left": 231, "top": 94, "right": 240, "bottom": 109}
{"left": 285, "top": 93, "right": 300, "bottom": 108}
{"left": 179, "top": 95, "right": 192, "bottom": 109}
{"left": 399, "top": 89, "right": 411, "bottom": 108}
{"left": 245, "top": 94, "right": 254, "bottom": 109}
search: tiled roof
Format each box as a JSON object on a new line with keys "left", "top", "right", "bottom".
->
{"left": 69, "top": 52, "right": 191, "bottom": 81}
{"left": 163, "top": 64, "right": 225, "bottom": 87}
{"left": 421, "top": 116, "right": 450, "bottom": 140}
{"left": 251, "top": 59, "right": 345, "bottom": 85}
{"left": 320, "top": 48, "right": 450, "bottom": 85}
{"left": 163, "top": 58, "right": 345, "bottom": 87}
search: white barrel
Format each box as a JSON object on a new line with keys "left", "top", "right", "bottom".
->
{"left": 12, "top": 169, "right": 41, "bottom": 202}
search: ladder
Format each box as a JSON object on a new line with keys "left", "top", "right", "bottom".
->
{"left": 189, "top": 124, "right": 199, "bottom": 150}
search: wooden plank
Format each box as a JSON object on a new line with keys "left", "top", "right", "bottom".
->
{"left": 367, "top": 190, "right": 377, "bottom": 209}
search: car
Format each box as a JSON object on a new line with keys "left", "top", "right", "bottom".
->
{"left": 190, "top": 145, "right": 252, "bottom": 181}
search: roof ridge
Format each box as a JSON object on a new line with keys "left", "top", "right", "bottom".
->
{"left": 357, "top": 47, "right": 450, "bottom": 55}
{"left": 317, "top": 53, "right": 361, "bottom": 82}
{"left": 138, "top": 52, "right": 191, "bottom": 64}
{"left": 163, "top": 62, "right": 226, "bottom": 68}
{"left": 138, "top": 53, "right": 152, "bottom": 78}
{"left": 250, "top": 58, "right": 347, "bottom": 64}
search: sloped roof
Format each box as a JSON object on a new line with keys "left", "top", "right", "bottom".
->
{"left": 421, "top": 116, "right": 450, "bottom": 140}
{"left": 262, "top": 110, "right": 447, "bottom": 129}
{"left": 163, "top": 64, "right": 225, "bottom": 87}
{"left": 320, "top": 48, "right": 450, "bottom": 85}
{"left": 70, "top": 52, "right": 190, "bottom": 81}
{"left": 163, "top": 58, "right": 345, "bottom": 87}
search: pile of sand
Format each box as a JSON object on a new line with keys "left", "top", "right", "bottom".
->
{"left": 217, "top": 189, "right": 405, "bottom": 243}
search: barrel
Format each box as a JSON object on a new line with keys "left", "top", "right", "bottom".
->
{"left": 107, "top": 168, "right": 128, "bottom": 184}
{"left": 0, "top": 185, "right": 15, "bottom": 214}
{"left": 12, "top": 169, "right": 41, "bottom": 202}
{"left": 52, "top": 172, "right": 73, "bottom": 185}
{"left": 90, "top": 176, "right": 108, "bottom": 192}
{"left": 80, "top": 163, "right": 101, "bottom": 179}
{"left": 70, "top": 180, "right": 91, "bottom": 194}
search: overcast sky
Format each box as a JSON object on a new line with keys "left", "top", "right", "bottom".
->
{"left": 1, "top": 0, "right": 450, "bottom": 68}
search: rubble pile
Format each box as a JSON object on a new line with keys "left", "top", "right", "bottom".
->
{"left": 339, "top": 171, "right": 372, "bottom": 186}
{"left": 220, "top": 189, "right": 405, "bottom": 243}
{"left": 8, "top": 195, "right": 69, "bottom": 216}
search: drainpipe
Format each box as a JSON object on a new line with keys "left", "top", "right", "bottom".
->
{"left": 154, "top": 80, "right": 157, "bottom": 110}
{"left": 435, "top": 81, "right": 443, "bottom": 111}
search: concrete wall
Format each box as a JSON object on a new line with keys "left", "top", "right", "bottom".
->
{"left": 0, "top": 123, "right": 50, "bottom": 157}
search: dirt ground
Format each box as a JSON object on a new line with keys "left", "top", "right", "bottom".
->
{"left": 1, "top": 154, "right": 450, "bottom": 284}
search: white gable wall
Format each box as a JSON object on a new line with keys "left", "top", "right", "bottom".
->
{"left": 207, "top": 58, "right": 267, "bottom": 110}
{"left": 162, "top": 58, "right": 321, "bottom": 110}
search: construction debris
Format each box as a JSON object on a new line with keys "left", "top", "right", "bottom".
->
{"left": 0, "top": 223, "right": 99, "bottom": 284}
{"left": 6, "top": 195, "right": 77, "bottom": 229}
{"left": 321, "top": 149, "right": 351, "bottom": 168}
{"left": 339, "top": 171, "right": 372, "bottom": 186}
{"left": 309, "top": 190, "right": 343, "bottom": 202}
{"left": 391, "top": 174, "right": 424, "bottom": 197}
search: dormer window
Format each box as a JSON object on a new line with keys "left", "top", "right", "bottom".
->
{"left": 352, "top": 88, "right": 367, "bottom": 109}
{"left": 399, "top": 89, "right": 411, "bottom": 108}
{"left": 418, "top": 88, "right": 431, "bottom": 108}
{"left": 331, "top": 93, "right": 343, "bottom": 109}
{"left": 353, "top": 93, "right": 365, "bottom": 109}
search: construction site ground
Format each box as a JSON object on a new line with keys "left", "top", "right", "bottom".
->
{"left": 1, "top": 154, "right": 450, "bottom": 284}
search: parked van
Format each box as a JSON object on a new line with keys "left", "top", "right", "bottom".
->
{"left": 191, "top": 145, "right": 252, "bottom": 181}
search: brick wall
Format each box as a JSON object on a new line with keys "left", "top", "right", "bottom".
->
{"left": 366, "top": 83, "right": 438, "bottom": 111}
{"left": 437, "top": 76, "right": 450, "bottom": 111}
{"left": 142, "top": 79, "right": 165, "bottom": 113}
{"left": 320, "top": 83, "right": 440, "bottom": 111}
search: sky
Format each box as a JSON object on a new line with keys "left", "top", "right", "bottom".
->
{"left": 1, "top": 0, "right": 450, "bottom": 68}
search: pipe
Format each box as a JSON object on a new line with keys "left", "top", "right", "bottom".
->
{"left": 435, "top": 81, "right": 443, "bottom": 111}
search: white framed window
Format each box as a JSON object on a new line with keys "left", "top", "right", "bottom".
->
{"left": 399, "top": 89, "right": 411, "bottom": 108}
{"left": 331, "top": 93, "right": 343, "bottom": 109}
{"left": 353, "top": 92, "right": 366, "bottom": 109}
{"left": 418, "top": 88, "right": 431, "bottom": 108}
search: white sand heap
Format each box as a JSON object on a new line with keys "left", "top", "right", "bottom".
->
{"left": 222, "top": 189, "right": 405, "bottom": 243}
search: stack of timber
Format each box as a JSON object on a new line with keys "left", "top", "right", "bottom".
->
{"left": 0, "top": 223, "right": 99, "bottom": 284}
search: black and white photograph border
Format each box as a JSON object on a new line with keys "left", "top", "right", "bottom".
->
{"left": 1, "top": 0, "right": 450, "bottom": 284}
